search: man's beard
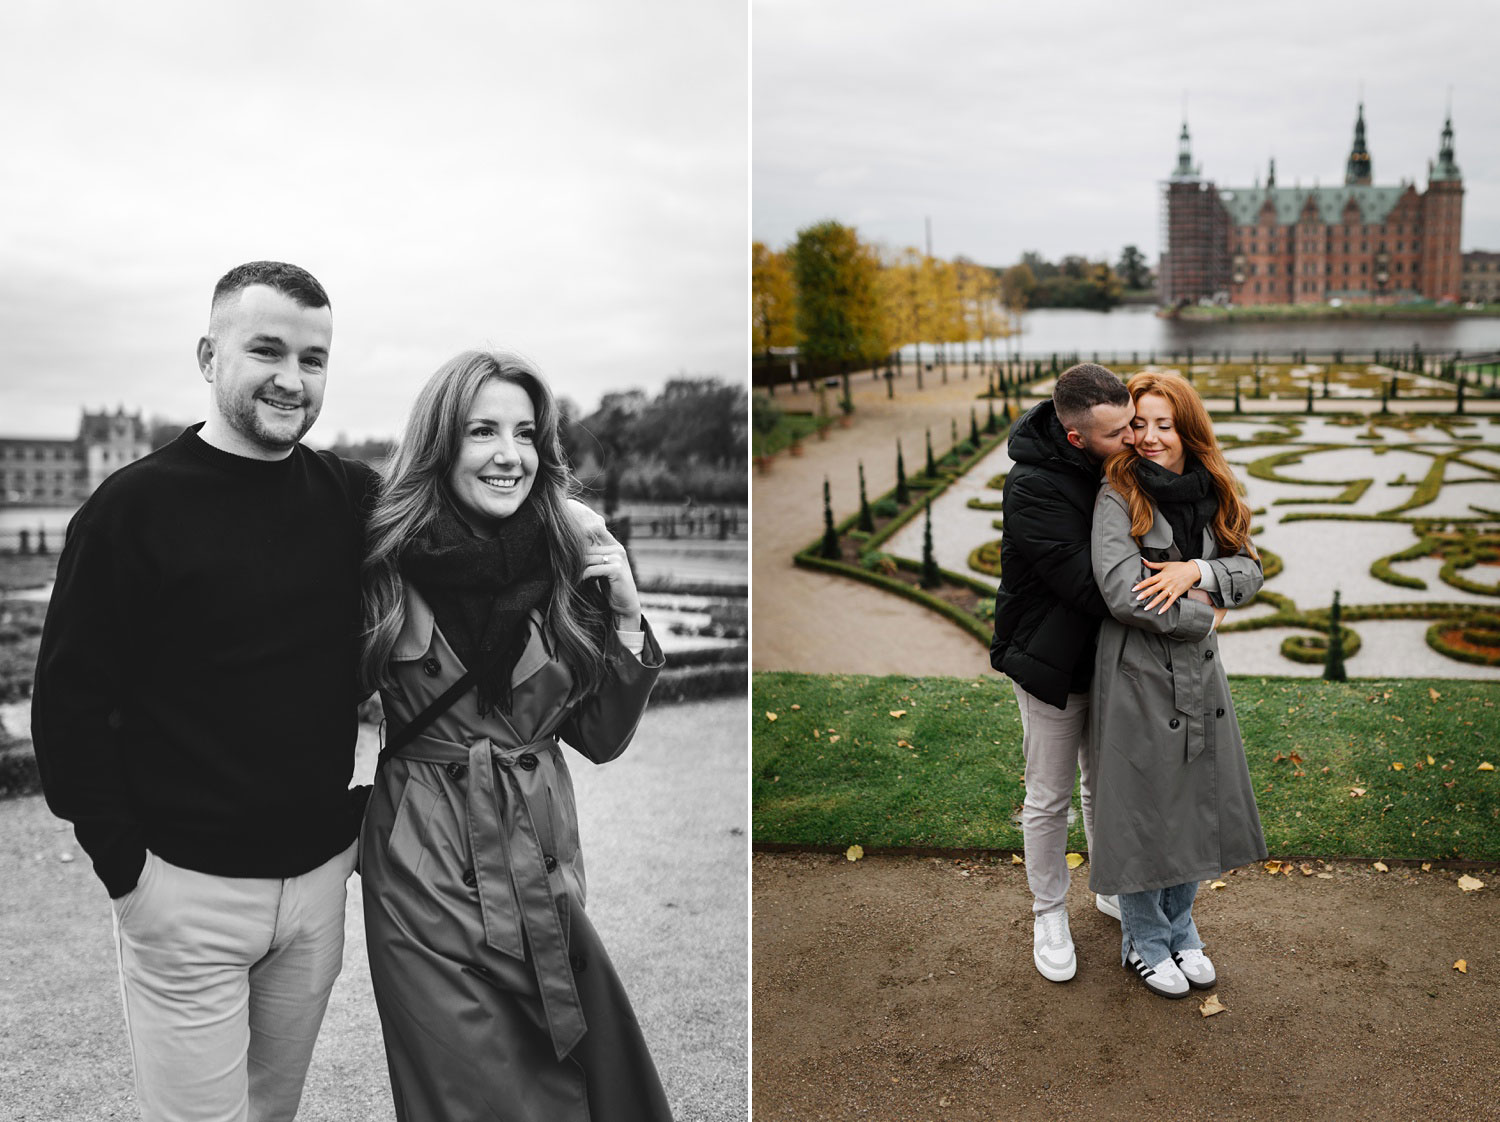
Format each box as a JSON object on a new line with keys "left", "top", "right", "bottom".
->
{"left": 215, "top": 382, "right": 319, "bottom": 451}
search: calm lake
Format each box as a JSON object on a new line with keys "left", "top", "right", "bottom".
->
{"left": 904, "top": 305, "right": 1500, "bottom": 362}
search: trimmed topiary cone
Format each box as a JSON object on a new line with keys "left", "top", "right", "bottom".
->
{"left": 820, "top": 477, "right": 840, "bottom": 560}
{"left": 895, "top": 439, "right": 910, "bottom": 505}
{"left": 920, "top": 502, "right": 941, "bottom": 589}
{"left": 857, "top": 461, "right": 875, "bottom": 533}
{"left": 1323, "top": 590, "right": 1347, "bottom": 682}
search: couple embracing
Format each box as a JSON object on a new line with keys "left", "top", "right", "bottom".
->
{"left": 33, "top": 262, "right": 674, "bottom": 1120}
{"left": 992, "top": 363, "right": 1268, "bottom": 999}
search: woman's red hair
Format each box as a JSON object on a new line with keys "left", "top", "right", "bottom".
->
{"left": 1103, "top": 371, "right": 1254, "bottom": 554}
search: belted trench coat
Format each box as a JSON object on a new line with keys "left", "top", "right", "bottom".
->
{"left": 1086, "top": 483, "right": 1268, "bottom": 897}
{"left": 360, "top": 583, "right": 673, "bottom": 1122}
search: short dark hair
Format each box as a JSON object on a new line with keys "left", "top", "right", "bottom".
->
{"left": 211, "top": 261, "right": 331, "bottom": 315}
{"left": 1053, "top": 363, "right": 1129, "bottom": 431}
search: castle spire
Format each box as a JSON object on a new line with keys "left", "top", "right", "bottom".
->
{"left": 1345, "top": 102, "right": 1372, "bottom": 186}
{"left": 1267, "top": 157, "right": 1276, "bottom": 188}
{"left": 1172, "top": 120, "right": 1195, "bottom": 179}
{"left": 1431, "top": 113, "right": 1461, "bottom": 182}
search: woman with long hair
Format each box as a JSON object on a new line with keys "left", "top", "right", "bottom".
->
{"left": 358, "top": 350, "right": 673, "bottom": 1120}
{"left": 1088, "top": 370, "right": 1267, "bottom": 999}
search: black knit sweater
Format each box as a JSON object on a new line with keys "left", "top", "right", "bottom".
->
{"left": 32, "top": 426, "right": 377, "bottom": 897}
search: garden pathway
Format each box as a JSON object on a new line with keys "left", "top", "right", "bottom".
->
{"left": 753, "top": 368, "right": 999, "bottom": 676}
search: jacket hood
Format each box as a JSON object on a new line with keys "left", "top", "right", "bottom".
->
{"left": 1007, "top": 400, "right": 1100, "bottom": 478}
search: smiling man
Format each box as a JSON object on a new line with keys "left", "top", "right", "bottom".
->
{"left": 32, "top": 262, "right": 376, "bottom": 1121}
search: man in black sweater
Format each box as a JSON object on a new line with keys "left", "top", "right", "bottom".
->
{"left": 990, "top": 363, "right": 1135, "bottom": 984}
{"left": 33, "top": 261, "right": 376, "bottom": 1120}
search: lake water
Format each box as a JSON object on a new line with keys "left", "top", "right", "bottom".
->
{"left": 902, "top": 305, "right": 1500, "bottom": 363}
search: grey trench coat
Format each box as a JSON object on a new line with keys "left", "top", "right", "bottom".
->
{"left": 360, "top": 583, "right": 673, "bottom": 1122}
{"left": 1086, "top": 483, "right": 1269, "bottom": 896}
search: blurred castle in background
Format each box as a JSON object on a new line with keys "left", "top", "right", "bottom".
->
{"left": 0, "top": 407, "right": 150, "bottom": 506}
{"left": 1160, "top": 106, "right": 1463, "bottom": 307}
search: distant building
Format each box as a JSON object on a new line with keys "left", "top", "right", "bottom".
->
{"left": 0, "top": 407, "right": 150, "bottom": 505}
{"left": 1160, "top": 106, "right": 1464, "bottom": 307}
{"left": 1461, "top": 251, "right": 1500, "bottom": 304}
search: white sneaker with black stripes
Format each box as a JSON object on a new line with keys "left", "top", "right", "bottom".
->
{"left": 1173, "top": 947, "right": 1217, "bottom": 989}
{"left": 1126, "top": 947, "right": 1189, "bottom": 998}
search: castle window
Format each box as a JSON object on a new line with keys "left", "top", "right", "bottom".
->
{"left": 1361, "top": 263, "right": 1368, "bottom": 274}
{"left": 1396, "top": 262, "right": 1403, "bottom": 273}
{"left": 1397, "top": 241, "right": 1403, "bottom": 251}
{"left": 1255, "top": 282, "right": 1261, "bottom": 293}
{"left": 1344, "top": 264, "right": 1350, "bottom": 274}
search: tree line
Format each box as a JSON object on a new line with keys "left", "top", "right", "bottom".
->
{"left": 754, "top": 221, "right": 1153, "bottom": 367}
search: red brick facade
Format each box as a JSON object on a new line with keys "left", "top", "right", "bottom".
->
{"left": 1161, "top": 109, "right": 1463, "bottom": 307}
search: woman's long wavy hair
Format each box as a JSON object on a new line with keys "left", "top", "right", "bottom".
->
{"left": 1103, "top": 371, "right": 1254, "bottom": 554}
{"left": 358, "top": 350, "right": 610, "bottom": 695}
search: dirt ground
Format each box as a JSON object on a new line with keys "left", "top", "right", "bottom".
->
{"left": 0, "top": 698, "right": 747, "bottom": 1122}
{"left": 752, "top": 851, "right": 1500, "bottom": 1122}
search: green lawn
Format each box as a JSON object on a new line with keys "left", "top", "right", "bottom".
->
{"left": 753, "top": 672, "right": 1500, "bottom": 862}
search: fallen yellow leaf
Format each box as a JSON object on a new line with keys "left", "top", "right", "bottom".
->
{"left": 790, "top": 704, "right": 801, "bottom": 710}
{"left": 845, "top": 845, "right": 864, "bottom": 862}
{"left": 1011, "top": 853, "right": 1024, "bottom": 866}
{"left": 828, "top": 735, "right": 841, "bottom": 743}
{"left": 1422, "top": 862, "right": 1432, "bottom": 872}
{"left": 1458, "top": 875, "right": 1485, "bottom": 892}
{"left": 1391, "top": 762, "right": 1405, "bottom": 771}
{"left": 897, "top": 739, "right": 911, "bottom": 748}
{"left": 1264, "top": 860, "right": 1283, "bottom": 874}
{"left": 1454, "top": 959, "right": 1467, "bottom": 974}
{"left": 1065, "top": 852, "right": 1084, "bottom": 869}
{"left": 1479, "top": 762, "right": 1495, "bottom": 772}
{"left": 765, "top": 712, "right": 778, "bottom": 721}
{"left": 1300, "top": 863, "right": 1314, "bottom": 876}
{"left": 1210, "top": 880, "right": 1227, "bottom": 890}
{"left": 1200, "top": 993, "right": 1227, "bottom": 1017}
{"left": 1350, "top": 787, "right": 1367, "bottom": 798}
{"left": 812, "top": 729, "right": 820, "bottom": 738}
{"left": 1374, "top": 861, "right": 1390, "bottom": 873}
{"left": 889, "top": 710, "right": 907, "bottom": 719}
{"left": 1429, "top": 688, "right": 1442, "bottom": 702}
{"left": 1427, "top": 754, "right": 1436, "bottom": 765}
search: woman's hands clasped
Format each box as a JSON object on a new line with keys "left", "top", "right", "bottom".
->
{"left": 1132, "top": 559, "right": 1202, "bottom": 614}
{"left": 566, "top": 499, "right": 642, "bottom": 632}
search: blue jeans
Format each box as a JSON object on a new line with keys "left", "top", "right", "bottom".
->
{"left": 1119, "top": 881, "right": 1203, "bottom": 968}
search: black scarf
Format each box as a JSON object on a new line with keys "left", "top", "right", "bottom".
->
{"left": 1133, "top": 455, "right": 1217, "bottom": 561}
{"left": 399, "top": 497, "right": 553, "bottom": 716}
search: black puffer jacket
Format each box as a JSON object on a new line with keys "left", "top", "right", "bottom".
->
{"left": 990, "top": 400, "right": 1112, "bottom": 709}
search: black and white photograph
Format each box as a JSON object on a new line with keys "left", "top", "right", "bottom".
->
{"left": 1, "top": 4, "right": 748, "bottom": 1121}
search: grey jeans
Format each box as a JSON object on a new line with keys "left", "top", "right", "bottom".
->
{"left": 1012, "top": 683, "right": 1095, "bottom": 915}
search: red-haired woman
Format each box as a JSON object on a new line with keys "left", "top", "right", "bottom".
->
{"left": 357, "top": 350, "right": 673, "bottom": 1120}
{"left": 1088, "top": 371, "right": 1267, "bottom": 999}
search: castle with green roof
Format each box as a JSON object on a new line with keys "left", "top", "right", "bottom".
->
{"left": 1160, "top": 105, "right": 1462, "bottom": 308}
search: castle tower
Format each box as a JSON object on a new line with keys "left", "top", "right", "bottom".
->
{"left": 1421, "top": 114, "right": 1464, "bottom": 301}
{"left": 1266, "top": 157, "right": 1276, "bottom": 188}
{"left": 1345, "top": 103, "right": 1372, "bottom": 186}
{"left": 1161, "top": 119, "right": 1229, "bottom": 304}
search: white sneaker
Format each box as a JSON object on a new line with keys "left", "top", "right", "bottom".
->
{"left": 1173, "top": 947, "right": 1217, "bottom": 989}
{"left": 1033, "top": 910, "right": 1076, "bottom": 982}
{"left": 1095, "top": 893, "right": 1122, "bottom": 922}
{"left": 1126, "top": 948, "right": 1189, "bottom": 998}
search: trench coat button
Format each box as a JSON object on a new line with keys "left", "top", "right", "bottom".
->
{"left": 570, "top": 953, "right": 588, "bottom": 973}
{"left": 422, "top": 657, "right": 441, "bottom": 677}
{"left": 1169, "top": 718, "right": 1181, "bottom": 730}
{"left": 1205, "top": 650, "right": 1215, "bottom": 660}
{"left": 1216, "top": 707, "right": 1226, "bottom": 718}
{"left": 462, "top": 868, "right": 477, "bottom": 888}
{"left": 518, "top": 753, "right": 539, "bottom": 771}
{"left": 544, "top": 854, "right": 557, "bottom": 873}
{"left": 446, "top": 762, "right": 467, "bottom": 781}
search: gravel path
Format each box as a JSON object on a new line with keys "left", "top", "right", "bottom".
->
{"left": 754, "top": 851, "right": 1500, "bottom": 1122}
{"left": 0, "top": 697, "right": 747, "bottom": 1122}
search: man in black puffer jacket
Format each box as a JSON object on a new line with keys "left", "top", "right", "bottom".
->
{"left": 990, "top": 363, "right": 1135, "bottom": 983}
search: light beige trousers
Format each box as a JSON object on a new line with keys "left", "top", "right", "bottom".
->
{"left": 1012, "top": 683, "right": 1096, "bottom": 915}
{"left": 109, "top": 842, "right": 356, "bottom": 1122}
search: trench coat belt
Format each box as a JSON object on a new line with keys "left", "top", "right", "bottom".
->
{"left": 392, "top": 732, "right": 586, "bottom": 1061}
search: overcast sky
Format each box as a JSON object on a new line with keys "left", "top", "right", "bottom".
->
{"left": 754, "top": 0, "right": 1499, "bottom": 270}
{"left": 1, "top": 0, "right": 746, "bottom": 441}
